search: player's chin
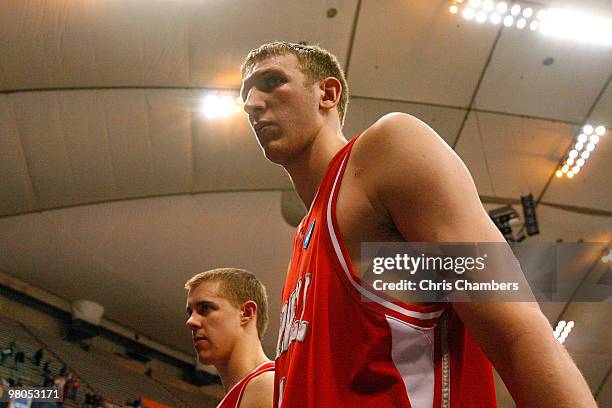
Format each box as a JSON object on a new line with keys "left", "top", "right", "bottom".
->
{"left": 196, "top": 350, "right": 214, "bottom": 365}
{"left": 261, "top": 144, "right": 291, "bottom": 165}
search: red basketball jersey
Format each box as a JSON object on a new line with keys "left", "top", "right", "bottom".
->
{"left": 274, "top": 137, "right": 497, "bottom": 407}
{"left": 218, "top": 361, "right": 275, "bottom": 408}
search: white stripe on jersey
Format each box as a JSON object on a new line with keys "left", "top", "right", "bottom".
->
{"left": 326, "top": 154, "right": 445, "bottom": 322}
{"left": 387, "top": 314, "right": 435, "bottom": 408}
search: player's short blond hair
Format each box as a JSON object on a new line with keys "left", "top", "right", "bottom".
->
{"left": 241, "top": 41, "right": 349, "bottom": 127}
{"left": 185, "top": 268, "right": 269, "bottom": 339}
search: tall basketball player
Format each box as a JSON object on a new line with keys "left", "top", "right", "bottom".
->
{"left": 185, "top": 268, "right": 274, "bottom": 408}
{"left": 240, "top": 42, "right": 596, "bottom": 407}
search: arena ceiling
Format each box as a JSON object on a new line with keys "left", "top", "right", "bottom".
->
{"left": 0, "top": 0, "right": 610, "bottom": 405}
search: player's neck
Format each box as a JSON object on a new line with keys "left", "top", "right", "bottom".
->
{"left": 284, "top": 127, "right": 347, "bottom": 209}
{"left": 217, "top": 340, "right": 270, "bottom": 394}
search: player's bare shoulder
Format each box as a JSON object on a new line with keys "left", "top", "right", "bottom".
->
{"left": 238, "top": 370, "right": 274, "bottom": 408}
{"left": 349, "top": 112, "right": 457, "bottom": 192}
{"left": 356, "top": 111, "right": 434, "bottom": 144}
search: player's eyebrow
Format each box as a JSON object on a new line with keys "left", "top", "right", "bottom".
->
{"left": 240, "top": 67, "right": 284, "bottom": 101}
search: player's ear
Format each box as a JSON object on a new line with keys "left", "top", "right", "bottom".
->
{"left": 241, "top": 301, "right": 258, "bottom": 325}
{"left": 319, "top": 77, "right": 341, "bottom": 110}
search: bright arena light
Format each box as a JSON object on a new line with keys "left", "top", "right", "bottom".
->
{"left": 537, "top": 9, "right": 546, "bottom": 20}
{"left": 595, "top": 125, "right": 606, "bottom": 136}
{"left": 554, "top": 320, "right": 575, "bottom": 344}
{"left": 202, "top": 94, "right": 240, "bottom": 119}
{"left": 236, "top": 96, "right": 244, "bottom": 111}
{"left": 449, "top": 2, "right": 612, "bottom": 46}
{"left": 496, "top": 2, "right": 508, "bottom": 14}
{"left": 463, "top": 7, "right": 475, "bottom": 20}
{"left": 558, "top": 122, "right": 604, "bottom": 178}
{"left": 483, "top": 0, "right": 494, "bottom": 12}
{"left": 540, "top": 8, "right": 612, "bottom": 46}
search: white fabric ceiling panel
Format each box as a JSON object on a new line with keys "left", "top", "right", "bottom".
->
{"left": 455, "top": 111, "right": 574, "bottom": 198}
{"left": 187, "top": 0, "right": 358, "bottom": 88}
{"left": 475, "top": 24, "right": 612, "bottom": 122}
{"left": 344, "top": 97, "right": 465, "bottom": 145}
{"left": 2, "top": 89, "right": 291, "bottom": 217}
{"left": 100, "top": 89, "right": 192, "bottom": 198}
{"left": 192, "top": 106, "right": 291, "bottom": 191}
{"left": 533, "top": 205, "right": 612, "bottom": 242}
{"left": 572, "top": 354, "right": 612, "bottom": 397}
{"left": 54, "top": 91, "right": 124, "bottom": 203}
{"left": 598, "top": 377, "right": 612, "bottom": 407}
{"left": 349, "top": 0, "right": 499, "bottom": 106}
{"left": 541, "top": 131, "right": 612, "bottom": 212}
{"left": 139, "top": 90, "right": 195, "bottom": 195}
{"left": 0, "top": 95, "right": 35, "bottom": 215}
{"left": 9, "top": 89, "right": 195, "bottom": 212}
{"left": 589, "top": 80, "right": 612, "bottom": 127}
{"left": 563, "top": 302, "right": 612, "bottom": 354}
{"left": 11, "top": 92, "right": 82, "bottom": 209}
{"left": 0, "top": 192, "right": 294, "bottom": 355}
{"left": 0, "top": 0, "right": 357, "bottom": 91}
{"left": 0, "top": 0, "right": 191, "bottom": 90}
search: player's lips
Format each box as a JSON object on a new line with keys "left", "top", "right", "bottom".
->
{"left": 193, "top": 335, "right": 208, "bottom": 347}
{"left": 253, "top": 121, "right": 276, "bottom": 136}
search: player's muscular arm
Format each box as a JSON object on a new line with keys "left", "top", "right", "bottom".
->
{"left": 238, "top": 371, "right": 274, "bottom": 408}
{"left": 353, "top": 112, "right": 596, "bottom": 407}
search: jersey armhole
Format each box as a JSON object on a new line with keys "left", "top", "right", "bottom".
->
{"left": 322, "top": 141, "right": 445, "bottom": 326}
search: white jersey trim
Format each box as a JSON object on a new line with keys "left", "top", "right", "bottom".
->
{"left": 386, "top": 314, "right": 435, "bottom": 408}
{"left": 326, "top": 154, "right": 445, "bottom": 322}
{"left": 216, "top": 361, "right": 273, "bottom": 408}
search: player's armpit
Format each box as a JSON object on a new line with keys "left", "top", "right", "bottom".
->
{"left": 238, "top": 371, "right": 274, "bottom": 408}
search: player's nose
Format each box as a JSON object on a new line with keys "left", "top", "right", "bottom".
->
{"left": 243, "top": 88, "right": 265, "bottom": 119}
{"left": 185, "top": 314, "right": 201, "bottom": 330}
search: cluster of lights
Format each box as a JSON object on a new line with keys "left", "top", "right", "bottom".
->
{"left": 450, "top": 0, "right": 545, "bottom": 30}
{"left": 201, "top": 94, "right": 244, "bottom": 119}
{"left": 556, "top": 125, "right": 606, "bottom": 179}
{"left": 449, "top": 0, "right": 612, "bottom": 45}
{"left": 553, "top": 320, "right": 574, "bottom": 345}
